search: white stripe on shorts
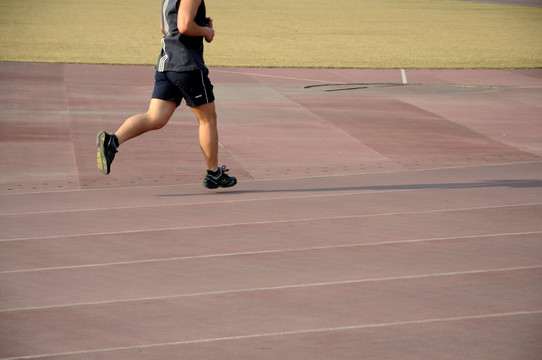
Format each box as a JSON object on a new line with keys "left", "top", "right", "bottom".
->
{"left": 200, "top": 69, "right": 209, "bottom": 103}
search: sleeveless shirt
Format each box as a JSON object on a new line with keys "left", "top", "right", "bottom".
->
{"left": 157, "top": 0, "right": 207, "bottom": 72}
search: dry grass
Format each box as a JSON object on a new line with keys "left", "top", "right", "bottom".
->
{"left": 1, "top": 0, "right": 541, "bottom": 68}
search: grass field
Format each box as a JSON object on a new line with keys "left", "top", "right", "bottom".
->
{"left": 1, "top": 0, "right": 541, "bottom": 68}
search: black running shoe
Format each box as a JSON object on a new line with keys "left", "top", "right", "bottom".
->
{"left": 203, "top": 165, "right": 237, "bottom": 189}
{"left": 96, "top": 131, "right": 118, "bottom": 175}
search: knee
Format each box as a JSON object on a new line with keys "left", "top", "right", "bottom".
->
{"left": 146, "top": 112, "right": 169, "bottom": 130}
{"left": 199, "top": 112, "right": 217, "bottom": 127}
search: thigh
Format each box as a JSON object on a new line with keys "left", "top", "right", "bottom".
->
{"left": 147, "top": 98, "right": 177, "bottom": 124}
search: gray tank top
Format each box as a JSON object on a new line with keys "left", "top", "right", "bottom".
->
{"left": 157, "top": 0, "right": 207, "bottom": 72}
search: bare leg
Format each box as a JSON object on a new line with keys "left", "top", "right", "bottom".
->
{"left": 190, "top": 102, "right": 218, "bottom": 171}
{"left": 115, "top": 98, "right": 177, "bottom": 145}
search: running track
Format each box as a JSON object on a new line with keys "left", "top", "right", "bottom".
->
{"left": 1, "top": 63, "right": 541, "bottom": 359}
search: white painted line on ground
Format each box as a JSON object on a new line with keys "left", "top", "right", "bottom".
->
{"left": 0, "top": 188, "right": 427, "bottom": 216}
{"left": 401, "top": 69, "right": 408, "bottom": 84}
{"left": 2, "top": 178, "right": 540, "bottom": 217}
{"left": 2, "top": 231, "right": 540, "bottom": 274}
{"left": 213, "top": 68, "right": 332, "bottom": 83}
{"left": 2, "top": 310, "right": 541, "bottom": 359}
{"left": 3, "top": 177, "right": 540, "bottom": 216}
{"left": 1, "top": 203, "right": 541, "bottom": 243}
{"left": 2, "top": 160, "right": 541, "bottom": 196}
{"left": 2, "top": 265, "right": 541, "bottom": 313}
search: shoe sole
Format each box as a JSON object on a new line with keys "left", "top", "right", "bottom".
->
{"left": 203, "top": 181, "right": 219, "bottom": 189}
{"left": 96, "top": 131, "right": 109, "bottom": 175}
{"left": 202, "top": 178, "right": 237, "bottom": 189}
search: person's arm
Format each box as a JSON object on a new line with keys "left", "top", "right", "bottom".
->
{"left": 178, "top": 0, "right": 214, "bottom": 42}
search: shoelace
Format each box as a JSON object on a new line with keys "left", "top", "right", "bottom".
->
{"left": 210, "top": 165, "right": 230, "bottom": 179}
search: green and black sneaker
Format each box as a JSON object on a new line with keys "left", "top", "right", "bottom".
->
{"left": 203, "top": 165, "right": 237, "bottom": 189}
{"left": 96, "top": 131, "right": 118, "bottom": 175}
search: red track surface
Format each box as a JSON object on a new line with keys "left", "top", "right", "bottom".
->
{"left": 1, "top": 63, "right": 541, "bottom": 359}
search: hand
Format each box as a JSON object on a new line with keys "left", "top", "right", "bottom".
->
{"left": 205, "top": 17, "right": 213, "bottom": 28}
{"left": 205, "top": 27, "right": 215, "bottom": 43}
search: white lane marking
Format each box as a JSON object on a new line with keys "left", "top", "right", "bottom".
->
{"left": 1, "top": 203, "right": 541, "bottom": 243}
{"left": 2, "top": 265, "right": 541, "bottom": 313}
{"left": 401, "top": 68, "right": 408, "bottom": 84}
{"left": 2, "top": 160, "right": 541, "bottom": 196}
{"left": 2, "top": 231, "right": 540, "bottom": 274}
{"left": 2, "top": 310, "right": 541, "bottom": 359}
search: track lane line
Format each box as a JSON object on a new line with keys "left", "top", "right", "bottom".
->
{"left": 1, "top": 203, "right": 541, "bottom": 242}
{"left": 2, "top": 265, "right": 541, "bottom": 313}
{"left": 2, "top": 231, "right": 540, "bottom": 274}
{"left": 2, "top": 310, "right": 541, "bottom": 360}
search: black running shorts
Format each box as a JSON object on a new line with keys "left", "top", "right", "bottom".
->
{"left": 152, "top": 68, "right": 215, "bottom": 107}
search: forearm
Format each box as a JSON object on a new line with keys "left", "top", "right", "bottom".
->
{"left": 177, "top": 2, "right": 211, "bottom": 38}
{"left": 178, "top": 17, "right": 214, "bottom": 42}
{"left": 177, "top": 0, "right": 214, "bottom": 42}
{"left": 178, "top": 20, "right": 208, "bottom": 37}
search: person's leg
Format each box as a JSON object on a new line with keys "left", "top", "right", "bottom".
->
{"left": 190, "top": 101, "right": 237, "bottom": 189}
{"left": 115, "top": 98, "right": 177, "bottom": 145}
{"left": 190, "top": 101, "right": 218, "bottom": 171}
{"left": 96, "top": 98, "right": 176, "bottom": 175}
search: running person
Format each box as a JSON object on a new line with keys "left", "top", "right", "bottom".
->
{"left": 96, "top": 0, "right": 237, "bottom": 189}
